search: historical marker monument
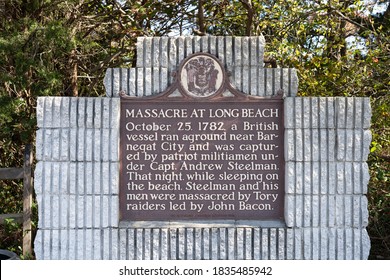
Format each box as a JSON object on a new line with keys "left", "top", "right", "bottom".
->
{"left": 120, "top": 53, "right": 285, "bottom": 222}
{"left": 34, "top": 36, "right": 372, "bottom": 259}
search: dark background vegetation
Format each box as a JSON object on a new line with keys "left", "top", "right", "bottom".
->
{"left": 0, "top": 0, "right": 389, "bottom": 259}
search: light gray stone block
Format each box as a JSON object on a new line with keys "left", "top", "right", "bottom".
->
{"left": 160, "top": 37, "right": 169, "bottom": 68}
{"left": 319, "top": 162, "right": 328, "bottom": 194}
{"left": 68, "top": 195, "right": 76, "bottom": 228}
{"left": 303, "top": 195, "right": 311, "bottom": 227}
{"left": 44, "top": 97, "right": 54, "bottom": 128}
{"left": 345, "top": 196, "right": 353, "bottom": 227}
{"left": 52, "top": 129, "right": 61, "bottom": 160}
{"left": 284, "top": 98, "right": 294, "bottom": 128}
{"left": 320, "top": 195, "right": 328, "bottom": 227}
{"left": 246, "top": 228, "right": 255, "bottom": 259}
{"left": 303, "top": 98, "right": 311, "bottom": 128}
{"left": 278, "top": 229, "right": 286, "bottom": 259}
{"left": 285, "top": 228, "right": 294, "bottom": 259}
{"left": 69, "top": 98, "right": 78, "bottom": 127}
{"left": 101, "top": 98, "right": 112, "bottom": 128}
{"left": 327, "top": 228, "right": 336, "bottom": 259}
{"left": 346, "top": 129, "right": 354, "bottom": 161}
{"left": 126, "top": 68, "right": 136, "bottom": 96}
{"left": 336, "top": 162, "right": 345, "bottom": 194}
{"left": 335, "top": 228, "right": 344, "bottom": 259}
{"left": 126, "top": 229, "right": 135, "bottom": 260}
{"left": 312, "top": 162, "right": 320, "bottom": 194}
{"left": 335, "top": 195, "right": 345, "bottom": 226}
{"left": 336, "top": 97, "right": 346, "bottom": 128}
{"left": 36, "top": 97, "right": 45, "bottom": 128}
{"left": 346, "top": 98, "right": 355, "bottom": 128}
{"left": 161, "top": 228, "right": 170, "bottom": 260}
{"left": 303, "top": 162, "right": 312, "bottom": 194}
{"left": 119, "top": 68, "right": 128, "bottom": 96}
{"left": 259, "top": 228, "right": 268, "bottom": 259}
{"left": 285, "top": 195, "right": 295, "bottom": 227}
{"left": 111, "top": 127, "right": 119, "bottom": 161}
{"left": 77, "top": 98, "right": 86, "bottom": 127}
{"left": 249, "top": 66, "right": 258, "bottom": 95}
{"left": 294, "top": 97, "right": 303, "bottom": 127}
{"left": 265, "top": 68, "right": 274, "bottom": 97}
{"left": 303, "top": 228, "right": 312, "bottom": 259}
{"left": 75, "top": 196, "right": 85, "bottom": 228}
{"left": 285, "top": 162, "right": 295, "bottom": 193}
{"left": 43, "top": 129, "right": 53, "bottom": 160}
{"left": 35, "top": 130, "right": 43, "bottom": 161}
{"left": 61, "top": 98, "right": 70, "bottom": 128}
{"left": 312, "top": 195, "right": 320, "bottom": 226}
{"left": 328, "top": 195, "right": 336, "bottom": 227}
{"left": 354, "top": 98, "right": 363, "bottom": 128}
{"left": 328, "top": 129, "right": 336, "bottom": 161}
{"left": 224, "top": 36, "right": 234, "bottom": 70}
{"left": 268, "top": 228, "right": 276, "bottom": 260}
{"left": 144, "top": 67, "right": 152, "bottom": 96}
{"left": 295, "top": 162, "right": 304, "bottom": 194}
{"left": 101, "top": 228, "right": 112, "bottom": 259}
{"left": 363, "top": 130, "right": 372, "bottom": 161}
{"left": 361, "top": 195, "right": 369, "bottom": 227}
{"left": 319, "top": 228, "right": 328, "bottom": 259}
{"left": 136, "top": 68, "right": 144, "bottom": 96}
{"left": 303, "top": 129, "right": 312, "bottom": 161}
{"left": 112, "top": 68, "right": 121, "bottom": 97}
{"left": 327, "top": 98, "right": 336, "bottom": 128}
{"left": 86, "top": 98, "right": 94, "bottom": 128}
{"left": 118, "top": 228, "right": 127, "bottom": 259}
{"left": 319, "top": 98, "right": 327, "bottom": 128}
{"left": 51, "top": 98, "right": 63, "bottom": 127}
{"left": 363, "top": 98, "right": 372, "bottom": 128}
{"left": 176, "top": 36, "right": 186, "bottom": 66}
{"left": 285, "top": 129, "right": 295, "bottom": 161}
{"left": 352, "top": 195, "right": 361, "bottom": 227}
{"left": 311, "top": 98, "right": 319, "bottom": 127}
{"left": 362, "top": 162, "right": 370, "bottom": 194}
{"left": 249, "top": 37, "right": 258, "bottom": 66}
{"left": 295, "top": 129, "right": 304, "bottom": 161}
{"left": 293, "top": 228, "right": 303, "bottom": 259}
{"left": 295, "top": 195, "right": 303, "bottom": 227}
{"left": 235, "top": 37, "right": 243, "bottom": 66}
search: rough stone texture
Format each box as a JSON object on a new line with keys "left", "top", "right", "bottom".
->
{"left": 34, "top": 36, "right": 371, "bottom": 260}
{"left": 103, "top": 36, "right": 298, "bottom": 98}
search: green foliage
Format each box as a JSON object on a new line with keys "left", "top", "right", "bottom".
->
{"left": 367, "top": 94, "right": 390, "bottom": 259}
{"left": 368, "top": 152, "right": 390, "bottom": 259}
{"left": 0, "top": 219, "right": 23, "bottom": 256}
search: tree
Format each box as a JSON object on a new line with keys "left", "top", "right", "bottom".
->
{"left": 0, "top": 0, "right": 388, "bottom": 258}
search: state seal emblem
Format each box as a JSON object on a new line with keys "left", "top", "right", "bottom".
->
{"left": 179, "top": 53, "right": 224, "bottom": 98}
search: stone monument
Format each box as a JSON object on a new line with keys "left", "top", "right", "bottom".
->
{"left": 34, "top": 36, "right": 371, "bottom": 259}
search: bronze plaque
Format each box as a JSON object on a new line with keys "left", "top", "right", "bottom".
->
{"left": 119, "top": 53, "right": 284, "bottom": 222}
{"left": 120, "top": 101, "right": 284, "bottom": 221}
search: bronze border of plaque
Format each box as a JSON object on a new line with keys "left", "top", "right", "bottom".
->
{"left": 120, "top": 52, "right": 285, "bottom": 224}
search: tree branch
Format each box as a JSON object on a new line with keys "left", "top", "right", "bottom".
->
{"left": 332, "top": 9, "right": 372, "bottom": 33}
{"left": 240, "top": 0, "right": 253, "bottom": 36}
{"left": 197, "top": 0, "right": 206, "bottom": 35}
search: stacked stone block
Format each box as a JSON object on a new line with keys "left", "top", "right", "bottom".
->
{"left": 104, "top": 36, "right": 298, "bottom": 98}
{"left": 34, "top": 97, "right": 120, "bottom": 259}
{"left": 34, "top": 36, "right": 371, "bottom": 259}
{"left": 284, "top": 97, "right": 371, "bottom": 259}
